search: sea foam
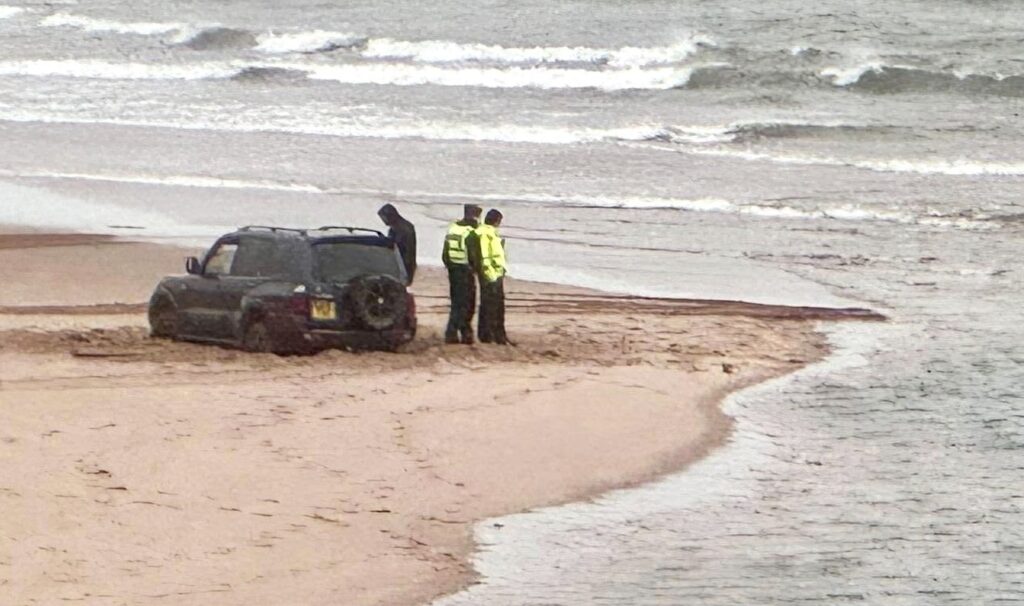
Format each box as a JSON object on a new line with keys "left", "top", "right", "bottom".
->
{"left": 386, "top": 189, "right": 997, "bottom": 230}
{"left": 669, "top": 145, "right": 1024, "bottom": 177}
{"left": 360, "top": 35, "right": 714, "bottom": 67}
{"left": 820, "top": 62, "right": 889, "bottom": 86}
{"left": 289, "top": 61, "right": 694, "bottom": 90}
{"left": 0, "top": 55, "right": 695, "bottom": 91}
{"left": 255, "top": 30, "right": 366, "bottom": 54}
{"left": 0, "top": 169, "right": 325, "bottom": 194}
{"left": 0, "top": 167, "right": 997, "bottom": 231}
{"left": 0, "top": 105, "right": 719, "bottom": 146}
{"left": 40, "top": 12, "right": 183, "bottom": 36}
{"left": 0, "top": 5, "right": 24, "bottom": 19}
{"left": 0, "top": 59, "right": 240, "bottom": 80}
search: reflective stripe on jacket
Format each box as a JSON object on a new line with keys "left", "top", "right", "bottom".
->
{"left": 476, "top": 224, "right": 506, "bottom": 282}
{"left": 445, "top": 222, "right": 475, "bottom": 265}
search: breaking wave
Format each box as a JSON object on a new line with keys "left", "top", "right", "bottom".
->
{"left": 39, "top": 13, "right": 257, "bottom": 51}
{"left": 789, "top": 46, "right": 823, "bottom": 57}
{"left": 850, "top": 157, "right": 1024, "bottom": 176}
{"left": 0, "top": 56, "right": 694, "bottom": 90}
{"left": 255, "top": 30, "right": 367, "bottom": 54}
{"left": 26, "top": 11, "right": 1024, "bottom": 100}
{"left": 639, "top": 119, "right": 873, "bottom": 145}
{"left": 34, "top": 9, "right": 714, "bottom": 71}
{"left": 822, "top": 63, "right": 1024, "bottom": 96}
{"left": 821, "top": 62, "right": 891, "bottom": 87}
{"left": 684, "top": 64, "right": 834, "bottom": 91}
{"left": 360, "top": 35, "right": 714, "bottom": 67}
{"left": 174, "top": 26, "right": 256, "bottom": 50}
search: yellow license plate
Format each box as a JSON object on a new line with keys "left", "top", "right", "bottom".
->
{"left": 310, "top": 299, "right": 337, "bottom": 320}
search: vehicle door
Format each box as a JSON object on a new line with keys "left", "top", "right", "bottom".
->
{"left": 219, "top": 236, "right": 283, "bottom": 338}
{"left": 177, "top": 238, "right": 238, "bottom": 340}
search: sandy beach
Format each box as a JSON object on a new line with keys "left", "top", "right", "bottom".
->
{"left": 0, "top": 231, "right": 876, "bottom": 605}
{"left": 1, "top": 0, "right": 1018, "bottom": 599}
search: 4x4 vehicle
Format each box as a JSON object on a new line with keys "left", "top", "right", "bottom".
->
{"left": 148, "top": 226, "right": 416, "bottom": 354}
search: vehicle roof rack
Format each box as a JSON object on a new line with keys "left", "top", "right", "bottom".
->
{"left": 312, "top": 226, "right": 387, "bottom": 238}
{"left": 238, "top": 225, "right": 308, "bottom": 235}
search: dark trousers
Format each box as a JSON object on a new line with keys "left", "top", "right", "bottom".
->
{"left": 446, "top": 265, "right": 476, "bottom": 343}
{"left": 478, "top": 276, "right": 507, "bottom": 344}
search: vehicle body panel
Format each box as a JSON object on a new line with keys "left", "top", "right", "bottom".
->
{"left": 148, "top": 226, "right": 415, "bottom": 353}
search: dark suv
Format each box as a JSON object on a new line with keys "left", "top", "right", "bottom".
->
{"left": 148, "top": 226, "right": 416, "bottom": 353}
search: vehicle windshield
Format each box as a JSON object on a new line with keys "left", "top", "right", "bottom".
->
{"left": 314, "top": 242, "right": 405, "bottom": 283}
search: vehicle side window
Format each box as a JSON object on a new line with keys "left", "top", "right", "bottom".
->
{"left": 231, "top": 238, "right": 295, "bottom": 278}
{"left": 204, "top": 243, "right": 238, "bottom": 276}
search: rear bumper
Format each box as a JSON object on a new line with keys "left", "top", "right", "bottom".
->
{"left": 259, "top": 310, "right": 416, "bottom": 352}
{"left": 303, "top": 326, "right": 415, "bottom": 351}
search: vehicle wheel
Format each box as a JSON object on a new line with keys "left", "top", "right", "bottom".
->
{"left": 242, "top": 320, "right": 275, "bottom": 353}
{"left": 148, "top": 296, "right": 178, "bottom": 339}
{"left": 349, "top": 275, "right": 407, "bottom": 330}
{"left": 388, "top": 336, "right": 415, "bottom": 353}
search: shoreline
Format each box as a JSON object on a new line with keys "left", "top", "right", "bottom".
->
{"left": 0, "top": 231, "right": 878, "bottom": 605}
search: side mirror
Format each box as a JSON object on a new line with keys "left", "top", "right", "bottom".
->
{"left": 185, "top": 256, "right": 201, "bottom": 275}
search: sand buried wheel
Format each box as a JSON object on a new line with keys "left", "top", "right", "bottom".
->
{"left": 242, "top": 320, "right": 275, "bottom": 353}
{"left": 148, "top": 295, "right": 178, "bottom": 339}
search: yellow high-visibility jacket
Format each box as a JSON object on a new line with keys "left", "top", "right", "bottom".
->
{"left": 476, "top": 224, "right": 507, "bottom": 283}
{"left": 444, "top": 222, "right": 475, "bottom": 265}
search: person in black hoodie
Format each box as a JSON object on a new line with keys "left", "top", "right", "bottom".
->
{"left": 377, "top": 203, "right": 417, "bottom": 284}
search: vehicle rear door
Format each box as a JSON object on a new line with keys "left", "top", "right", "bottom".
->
{"left": 177, "top": 238, "right": 238, "bottom": 340}
{"left": 220, "top": 235, "right": 287, "bottom": 337}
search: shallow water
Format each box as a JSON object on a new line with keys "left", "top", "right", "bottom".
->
{"left": 1, "top": 0, "right": 1022, "bottom": 602}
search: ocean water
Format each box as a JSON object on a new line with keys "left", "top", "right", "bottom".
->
{"left": 0, "top": 0, "right": 1022, "bottom": 603}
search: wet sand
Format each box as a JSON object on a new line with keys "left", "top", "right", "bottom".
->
{"left": 0, "top": 232, "right": 876, "bottom": 605}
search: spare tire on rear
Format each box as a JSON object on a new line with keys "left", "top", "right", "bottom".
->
{"left": 348, "top": 275, "right": 407, "bottom": 330}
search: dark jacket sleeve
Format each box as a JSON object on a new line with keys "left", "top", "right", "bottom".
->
{"left": 395, "top": 221, "right": 417, "bottom": 282}
{"left": 466, "top": 230, "right": 482, "bottom": 274}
